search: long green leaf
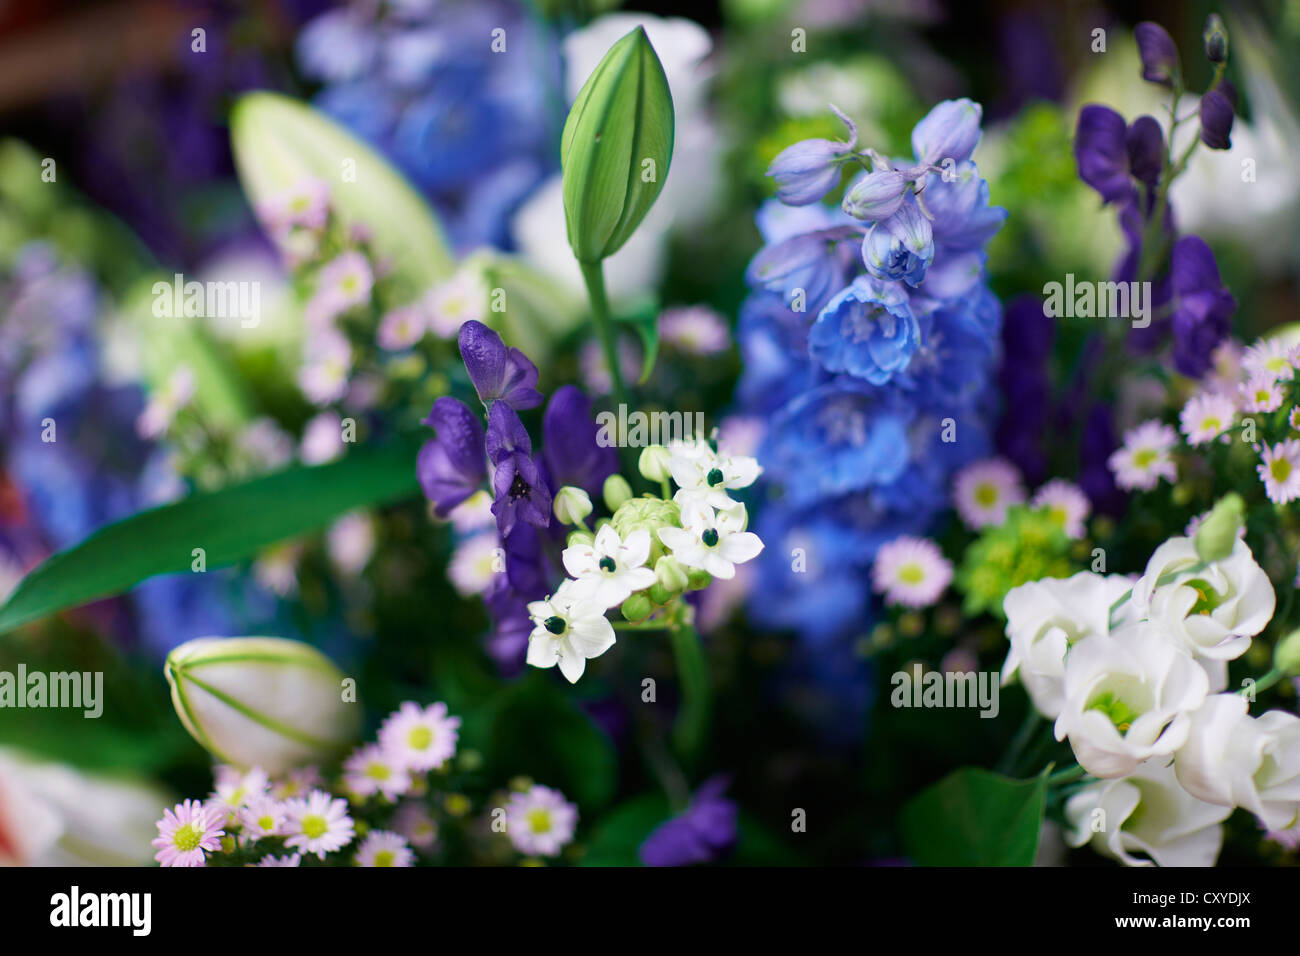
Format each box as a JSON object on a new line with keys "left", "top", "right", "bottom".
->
{"left": 0, "top": 438, "right": 422, "bottom": 635}
{"left": 899, "top": 767, "right": 1047, "bottom": 866}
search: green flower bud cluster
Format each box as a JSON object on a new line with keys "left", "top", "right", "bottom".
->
{"left": 955, "top": 505, "right": 1074, "bottom": 619}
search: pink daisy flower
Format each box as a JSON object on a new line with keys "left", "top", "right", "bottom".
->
{"left": 393, "top": 801, "right": 439, "bottom": 850}
{"left": 1107, "top": 420, "right": 1178, "bottom": 491}
{"left": 504, "top": 785, "right": 578, "bottom": 858}
{"left": 1241, "top": 373, "right": 1284, "bottom": 413}
{"left": 377, "top": 305, "right": 426, "bottom": 351}
{"left": 343, "top": 744, "right": 411, "bottom": 801}
{"left": 355, "top": 830, "right": 415, "bottom": 868}
{"left": 871, "top": 536, "right": 952, "bottom": 608}
{"left": 378, "top": 701, "right": 461, "bottom": 773}
{"left": 1258, "top": 439, "right": 1300, "bottom": 504}
{"left": 1178, "top": 392, "right": 1236, "bottom": 445}
{"left": 1030, "top": 479, "right": 1091, "bottom": 539}
{"left": 952, "top": 458, "right": 1025, "bottom": 530}
{"left": 658, "top": 306, "right": 731, "bottom": 356}
{"left": 1241, "top": 337, "right": 1297, "bottom": 382}
{"left": 152, "top": 799, "right": 225, "bottom": 868}
{"left": 283, "top": 790, "right": 355, "bottom": 860}
{"left": 238, "top": 795, "right": 289, "bottom": 839}
{"left": 256, "top": 853, "right": 302, "bottom": 867}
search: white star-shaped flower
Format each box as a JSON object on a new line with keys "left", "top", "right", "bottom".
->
{"left": 657, "top": 501, "right": 764, "bottom": 579}
{"left": 562, "top": 525, "right": 657, "bottom": 608}
{"left": 526, "top": 580, "right": 616, "bottom": 683}
{"left": 667, "top": 439, "right": 762, "bottom": 511}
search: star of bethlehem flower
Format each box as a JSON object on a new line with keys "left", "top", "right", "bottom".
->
{"left": 526, "top": 579, "right": 617, "bottom": 683}
{"left": 1107, "top": 420, "right": 1178, "bottom": 491}
{"left": 1241, "top": 373, "right": 1284, "bottom": 413}
{"left": 658, "top": 500, "right": 764, "bottom": 580}
{"left": 952, "top": 457, "right": 1025, "bottom": 530}
{"left": 871, "top": 535, "right": 952, "bottom": 608}
{"left": 152, "top": 799, "right": 225, "bottom": 868}
{"left": 355, "top": 830, "right": 415, "bottom": 867}
{"left": 343, "top": 744, "right": 411, "bottom": 801}
{"left": 1258, "top": 438, "right": 1300, "bottom": 504}
{"left": 562, "top": 525, "right": 656, "bottom": 608}
{"left": 667, "top": 439, "right": 762, "bottom": 512}
{"left": 283, "top": 789, "right": 355, "bottom": 859}
{"left": 1030, "top": 479, "right": 1091, "bottom": 540}
{"left": 504, "top": 785, "right": 578, "bottom": 858}
{"left": 1179, "top": 391, "right": 1236, "bottom": 445}
{"left": 377, "top": 701, "right": 462, "bottom": 773}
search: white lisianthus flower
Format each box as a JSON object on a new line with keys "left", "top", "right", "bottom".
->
{"left": 658, "top": 501, "right": 764, "bottom": 580}
{"left": 1133, "top": 536, "right": 1275, "bottom": 665}
{"left": 561, "top": 525, "right": 656, "bottom": 609}
{"left": 1174, "top": 693, "right": 1300, "bottom": 831}
{"left": 668, "top": 440, "right": 762, "bottom": 512}
{"left": 1053, "top": 625, "right": 1209, "bottom": 778}
{"left": 1000, "top": 572, "right": 1134, "bottom": 719}
{"left": 1064, "top": 759, "right": 1231, "bottom": 867}
{"left": 526, "top": 580, "right": 616, "bottom": 683}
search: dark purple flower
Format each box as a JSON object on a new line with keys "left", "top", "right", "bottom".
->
{"left": 487, "top": 404, "right": 551, "bottom": 536}
{"left": 1125, "top": 115, "right": 1164, "bottom": 187}
{"left": 485, "top": 401, "right": 533, "bottom": 463}
{"left": 1167, "top": 236, "right": 1235, "bottom": 377}
{"left": 995, "top": 296, "right": 1055, "bottom": 484}
{"left": 502, "top": 522, "right": 548, "bottom": 599}
{"left": 541, "top": 385, "right": 618, "bottom": 498}
{"left": 417, "top": 397, "right": 486, "bottom": 516}
{"left": 1199, "top": 88, "right": 1234, "bottom": 150}
{"left": 1079, "top": 403, "right": 1125, "bottom": 516}
{"left": 1135, "top": 22, "right": 1180, "bottom": 86}
{"left": 1075, "top": 105, "right": 1133, "bottom": 204}
{"left": 639, "top": 777, "right": 738, "bottom": 867}
{"left": 458, "top": 320, "right": 543, "bottom": 410}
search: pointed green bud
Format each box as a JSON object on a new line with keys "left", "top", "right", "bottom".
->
{"left": 1194, "top": 493, "right": 1244, "bottom": 564}
{"left": 567, "top": 528, "right": 595, "bottom": 549}
{"left": 621, "top": 592, "right": 654, "bottom": 623}
{"left": 553, "top": 485, "right": 593, "bottom": 525}
{"left": 655, "top": 555, "right": 689, "bottom": 594}
{"left": 648, "top": 583, "right": 674, "bottom": 605}
{"left": 1275, "top": 629, "right": 1300, "bottom": 677}
{"left": 603, "top": 474, "right": 633, "bottom": 511}
{"left": 164, "top": 636, "right": 360, "bottom": 774}
{"left": 561, "top": 26, "right": 675, "bottom": 263}
{"left": 687, "top": 568, "right": 712, "bottom": 591}
{"left": 638, "top": 444, "right": 672, "bottom": 483}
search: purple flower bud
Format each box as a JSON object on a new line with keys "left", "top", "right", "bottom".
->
{"left": 861, "top": 198, "right": 933, "bottom": 287}
{"left": 767, "top": 105, "right": 858, "bottom": 206}
{"left": 1124, "top": 115, "right": 1164, "bottom": 186}
{"left": 458, "top": 320, "right": 543, "bottom": 410}
{"left": 1135, "top": 22, "right": 1180, "bottom": 86}
{"left": 1203, "top": 14, "right": 1228, "bottom": 64}
{"left": 910, "top": 98, "right": 983, "bottom": 166}
{"left": 1074, "top": 104, "right": 1131, "bottom": 203}
{"left": 841, "top": 169, "right": 909, "bottom": 221}
{"left": 1199, "top": 88, "right": 1234, "bottom": 150}
{"left": 639, "top": 776, "right": 737, "bottom": 867}
{"left": 417, "top": 397, "right": 487, "bottom": 517}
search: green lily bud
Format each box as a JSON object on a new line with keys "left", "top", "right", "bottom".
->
{"left": 1194, "top": 492, "right": 1244, "bottom": 564}
{"left": 655, "top": 555, "right": 689, "bottom": 593}
{"left": 561, "top": 27, "right": 675, "bottom": 263}
{"left": 638, "top": 444, "right": 673, "bottom": 484}
{"left": 1275, "top": 629, "right": 1300, "bottom": 677}
{"left": 164, "top": 636, "right": 360, "bottom": 774}
{"left": 687, "top": 569, "right": 712, "bottom": 591}
{"left": 553, "top": 485, "right": 593, "bottom": 525}
{"left": 621, "top": 592, "right": 654, "bottom": 623}
{"left": 567, "top": 528, "right": 595, "bottom": 549}
{"left": 603, "top": 474, "right": 633, "bottom": 511}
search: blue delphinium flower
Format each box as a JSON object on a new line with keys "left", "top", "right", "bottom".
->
{"left": 808, "top": 276, "right": 919, "bottom": 384}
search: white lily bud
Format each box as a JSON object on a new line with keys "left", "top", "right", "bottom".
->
{"left": 553, "top": 485, "right": 593, "bottom": 525}
{"left": 638, "top": 445, "right": 672, "bottom": 483}
{"left": 164, "top": 637, "right": 360, "bottom": 775}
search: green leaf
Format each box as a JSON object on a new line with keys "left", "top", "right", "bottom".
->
{"left": 580, "top": 794, "right": 670, "bottom": 866}
{"left": 230, "top": 92, "right": 455, "bottom": 290}
{"left": 0, "top": 438, "right": 423, "bottom": 635}
{"left": 482, "top": 675, "right": 618, "bottom": 810}
{"left": 899, "top": 767, "right": 1047, "bottom": 866}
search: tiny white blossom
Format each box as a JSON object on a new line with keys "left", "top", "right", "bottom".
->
{"left": 562, "top": 525, "right": 656, "bottom": 609}
{"left": 526, "top": 580, "right": 616, "bottom": 683}
{"left": 657, "top": 501, "right": 764, "bottom": 580}
{"left": 668, "top": 439, "right": 761, "bottom": 511}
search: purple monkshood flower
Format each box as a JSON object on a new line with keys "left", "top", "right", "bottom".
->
{"left": 767, "top": 105, "right": 858, "bottom": 206}
{"left": 541, "top": 385, "right": 617, "bottom": 499}
{"left": 417, "top": 397, "right": 487, "bottom": 517}
{"left": 1075, "top": 105, "right": 1164, "bottom": 204}
{"left": 1135, "top": 22, "right": 1180, "bottom": 86}
{"left": 1166, "top": 235, "right": 1235, "bottom": 378}
{"left": 486, "top": 403, "right": 551, "bottom": 537}
{"left": 459, "top": 320, "right": 543, "bottom": 410}
{"left": 1199, "top": 86, "right": 1235, "bottom": 150}
{"left": 639, "top": 777, "right": 738, "bottom": 867}
{"left": 1125, "top": 116, "right": 1164, "bottom": 187}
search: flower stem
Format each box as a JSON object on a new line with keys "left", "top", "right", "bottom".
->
{"left": 1046, "top": 764, "right": 1087, "bottom": 787}
{"left": 668, "top": 622, "right": 711, "bottom": 766}
{"left": 578, "top": 259, "right": 629, "bottom": 410}
{"left": 1241, "top": 667, "right": 1285, "bottom": 697}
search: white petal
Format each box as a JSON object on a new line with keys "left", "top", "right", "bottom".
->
{"left": 526, "top": 636, "right": 559, "bottom": 669}
{"left": 620, "top": 529, "right": 651, "bottom": 568}
{"left": 557, "top": 646, "right": 588, "bottom": 683}
{"left": 719, "top": 530, "right": 763, "bottom": 565}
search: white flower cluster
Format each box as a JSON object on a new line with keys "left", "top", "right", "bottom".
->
{"left": 1001, "top": 533, "right": 1297, "bottom": 866}
{"left": 526, "top": 440, "right": 763, "bottom": 684}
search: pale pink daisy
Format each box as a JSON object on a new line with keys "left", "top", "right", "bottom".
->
{"left": 256, "top": 853, "right": 302, "bottom": 867}
{"left": 447, "top": 531, "right": 503, "bottom": 597}
{"left": 298, "top": 328, "right": 353, "bottom": 405}
{"left": 1241, "top": 337, "right": 1297, "bottom": 382}
{"left": 952, "top": 458, "right": 1025, "bottom": 529}
{"left": 871, "top": 536, "right": 952, "bottom": 608}
{"left": 342, "top": 744, "right": 410, "bottom": 801}
{"left": 378, "top": 701, "right": 461, "bottom": 773}
{"left": 424, "top": 271, "right": 487, "bottom": 338}
{"left": 152, "top": 799, "right": 225, "bottom": 868}
{"left": 210, "top": 765, "right": 270, "bottom": 819}
{"left": 1241, "top": 373, "right": 1284, "bottom": 413}
{"left": 314, "top": 250, "right": 374, "bottom": 316}
{"left": 271, "top": 766, "right": 323, "bottom": 800}
{"left": 1107, "top": 420, "right": 1178, "bottom": 491}
{"left": 354, "top": 830, "right": 415, "bottom": 868}
{"left": 283, "top": 790, "right": 355, "bottom": 859}
{"left": 504, "top": 785, "right": 578, "bottom": 857}
{"left": 1178, "top": 392, "right": 1236, "bottom": 445}
{"left": 658, "top": 305, "right": 731, "bottom": 356}
{"left": 239, "top": 795, "right": 289, "bottom": 839}
{"left": 1257, "top": 439, "right": 1300, "bottom": 504}
{"left": 1030, "top": 479, "right": 1091, "bottom": 539}
{"left": 260, "top": 177, "right": 330, "bottom": 234}
{"left": 447, "top": 489, "right": 495, "bottom": 533}
{"left": 392, "top": 801, "right": 439, "bottom": 850}
{"left": 300, "top": 411, "right": 345, "bottom": 464}
{"left": 377, "top": 305, "right": 426, "bottom": 350}
{"left": 327, "top": 512, "right": 375, "bottom": 576}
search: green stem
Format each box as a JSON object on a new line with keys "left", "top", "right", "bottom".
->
{"left": 668, "top": 622, "right": 711, "bottom": 766}
{"left": 997, "top": 710, "right": 1042, "bottom": 775}
{"left": 1241, "top": 667, "right": 1286, "bottom": 697}
{"left": 1046, "top": 764, "right": 1087, "bottom": 787}
{"left": 579, "top": 259, "right": 629, "bottom": 411}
